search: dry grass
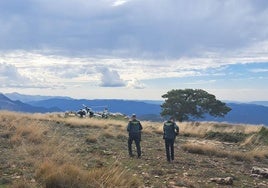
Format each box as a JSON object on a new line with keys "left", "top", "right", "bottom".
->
{"left": 181, "top": 142, "right": 228, "bottom": 157}
{"left": 0, "top": 111, "right": 141, "bottom": 187}
{"left": 1, "top": 111, "right": 268, "bottom": 187}
{"left": 35, "top": 160, "right": 141, "bottom": 188}
{"left": 36, "top": 161, "right": 91, "bottom": 188}
{"left": 102, "top": 130, "right": 116, "bottom": 139}
{"left": 179, "top": 121, "right": 263, "bottom": 137}
{"left": 87, "top": 163, "right": 141, "bottom": 187}
{"left": 62, "top": 117, "right": 127, "bottom": 129}
{"left": 86, "top": 135, "right": 98, "bottom": 143}
{"left": 181, "top": 142, "right": 268, "bottom": 161}
{"left": 10, "top": 123, "right": 48, "bottom": 145}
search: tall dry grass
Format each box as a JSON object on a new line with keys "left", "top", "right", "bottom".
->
{"left": 181, "top": 142, "right": 268, "bottom": 161}
{"left": 0, "top": 111, "right": 141, "bottom": 187}
{"left": 178, "top": 121, "right": 263, "bottom": 137}
{"left": 1, "top": 111, "right": 268, "bottom": 187}
{"left": 36, "top": 160, "right": 141, "bottom": 188}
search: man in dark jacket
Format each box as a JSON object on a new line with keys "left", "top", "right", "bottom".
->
{"left": 163, "top": 117, "right": 179, "bottom": 162}
{"left": 127, "top": 114, "right": 143, "bottom": 158}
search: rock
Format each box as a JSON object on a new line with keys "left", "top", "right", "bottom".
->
{"left": 251, "top": 167, "right": 268, "bottom": 178}
{"left": 250, "top": 174, "right": 262, "bottom": 178}
{"left": 142, "top": 172, "right": 150, "bottom": 179}
{"left": 210, "top": 177, "right": 233, "bottom": 185}
{"left": 30, "top": 179, "right": 36, "bottom": 183}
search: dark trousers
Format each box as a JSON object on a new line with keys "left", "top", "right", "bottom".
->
{"left": 165, "top": 138, "right": 175, "bottom": 162}
{"left": 128, "top": 133, "right": 141, "bottom": 157}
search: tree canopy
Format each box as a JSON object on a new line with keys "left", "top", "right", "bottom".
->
{"left": 161, "top": 89, "right": 231, "bottom": 122}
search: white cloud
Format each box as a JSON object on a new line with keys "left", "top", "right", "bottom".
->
{"left": 112, "top": 0, "right": 130, "bottom": 7}
{"left": 127, "top": 79, "right": 145, "bottom": 89}
{"left": 0, "top": 62, "right": 31, "bottom": 87}
{"left": 98, "top": 67, "right": 126, "bottom": 87}
{"left": 1, "top": 62, "right": 69, "bottom": 89}
{"left": 250, "top": 69, "right": 268, "bottom": 73}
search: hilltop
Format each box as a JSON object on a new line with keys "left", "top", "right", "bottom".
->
{"left": 0, "top": 111, "right": 268, "bottom": 187}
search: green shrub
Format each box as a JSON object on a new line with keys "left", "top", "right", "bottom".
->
{"left": 205, "top": 131, "right": 247, "bottom": 143}
{"left": 257, "top": 126, "right": 268, "bottom": 144}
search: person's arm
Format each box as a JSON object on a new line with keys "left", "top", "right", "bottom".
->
{"left": 163, "top": 124, "right": 166, "bottom": 139}
{"left": 127, "top": 122, "right": 131, "bottom": 132}
{"left": 139, "top": 122, "right": 143, "bottom": 131}
{"left": 175, "top": 123, "right": 179, "bottom": 135}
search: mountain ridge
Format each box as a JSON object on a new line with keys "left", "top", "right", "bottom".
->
{"left": 0, "top": 93, "right": 61, "bottom": 113}
{"left": 2, "top": 93, "right": 268, "bottom": 125}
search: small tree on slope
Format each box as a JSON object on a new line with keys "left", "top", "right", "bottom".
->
{"left": 161, "top": 89, "right": 231, "bottom": 122}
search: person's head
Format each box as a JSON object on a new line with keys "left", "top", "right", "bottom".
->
{"left": 131, "top": 114, "right": 136, "bottom": 120}
{"left": 169, "top": 117, "right": 175, "bottom": 122}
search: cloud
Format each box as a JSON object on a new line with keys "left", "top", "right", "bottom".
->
{"left": 0, "top": 62, "right": 67, "bottom": 89}
{"left": 46, "top": 64, "right": 95, "bottom": 79}
{"left": 1, "top": 0, "right": 268, "bottom": 59}
{"left": 250, "top": 69, "right": 268, "bottom": 73}
{"left": 0, "top": 62, "right": 31, "bottom": 87}
{"left": 112, "top": 0, "right": 130, "bottom": 7}
{"left": 127, "top": 79, "right": 145, "bottom": 89}
{"left": 98, "top": 67, "right": 126, "bottom": 87}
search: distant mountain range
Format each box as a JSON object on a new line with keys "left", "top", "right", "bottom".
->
{"left": 1, "top": 92, "right": 268, "bottom": 126}
{"left": 28, "top": 98, "right": 162, "bottom": 119}
{"left": 5, "top": 92, "right": 72, "bottom": 102}
{"left": 196, "top": 103, "right": 268, "bottom": 125}
{"left": 0, "top": 93, "right": 61, "bottom": 113}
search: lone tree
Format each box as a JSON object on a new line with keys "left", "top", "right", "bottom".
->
{"left": 161, "top": 89, "right": 231, "bottom": 122}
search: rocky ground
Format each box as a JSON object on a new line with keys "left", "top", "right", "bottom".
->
{"left": 0, "top": 116, "right": 268, "bottom": 187}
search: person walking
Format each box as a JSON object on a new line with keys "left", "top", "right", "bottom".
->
{"left": 127, "top": 114, "right": 143, "bottom": 158}
{"left": 163, "top": 117, "right": 179, "bottom": 163}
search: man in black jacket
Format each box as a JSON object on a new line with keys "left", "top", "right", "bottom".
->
{"left": 163, "top": 117, "right": 179, "bottom": 162}
{"left": 127, "top": 114, "right": 143, "bottom": 158}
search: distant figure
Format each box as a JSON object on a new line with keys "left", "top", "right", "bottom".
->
{"left": 77, "top": 109, "right": 85, "bottom": 118}
{"left": 127, "top": 114, "right": 143, "bottom": 158}
{"left": 102, "top": 108, "right": 108, "bottom": 118}
{"left": 85, "top": 106, "right": 90, "bottom": 114}
{"left": 163, "top": 117, "right": 179, "bottom": 163}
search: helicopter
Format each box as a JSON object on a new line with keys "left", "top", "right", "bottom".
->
{"left": 76, "top": 104, "right": 109, "bottom": 118}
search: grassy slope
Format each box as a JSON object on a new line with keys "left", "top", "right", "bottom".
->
{"left": 0, "top": 111, "right": 268, "bottom": 188}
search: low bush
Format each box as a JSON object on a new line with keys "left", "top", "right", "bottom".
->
{"left": 241, "top": 126, "right": 268, "bottom": 146}
{"left": 86, "top": 135, "right": 98, "bottom": 143}
{"left": 181, "top": 143, "right": 227, "bottom": 157}
{"left": 205, "top": 131, "right": 247, "bottom": 143}
{"left": 181, "top": 142, "right": 268, "bottom": 161}
{"left": 258, "top": 126, "right": 268, "bottom": 144}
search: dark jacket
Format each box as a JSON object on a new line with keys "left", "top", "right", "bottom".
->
{"left": 127, "top": 119, "right": 143, "bottom": 135}
{"left": 163, "top": 120, "right": 179, "bottom": 139}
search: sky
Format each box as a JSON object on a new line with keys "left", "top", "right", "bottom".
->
{"left": 1, "top": 0, "right": 268, "bottom": 101}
